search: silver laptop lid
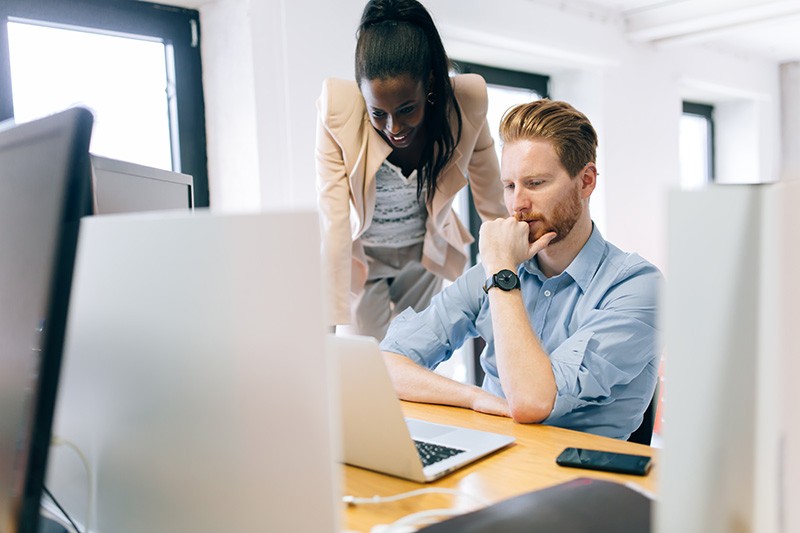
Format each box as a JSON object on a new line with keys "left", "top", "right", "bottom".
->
{"left": 331, "top": 334, "right": 515, "bottom": 483}
{"left": 330, "top": 334, "right": 427, "bottom": 481}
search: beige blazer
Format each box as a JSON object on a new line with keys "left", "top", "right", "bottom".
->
{"left": 315, "top": 73, "right": 507, "bottom": 326}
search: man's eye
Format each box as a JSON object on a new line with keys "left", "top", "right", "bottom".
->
{"left": 399, "top": 106, "right": 415, "bottom": 115}
{"left": 503, "top": 183, "right": 514, "bottom": 190}
{"left": 371, "top": 110, "right": 386, "bottom": 118}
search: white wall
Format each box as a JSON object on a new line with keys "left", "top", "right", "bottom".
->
{"left": 199, "top": 0, "right": 261, "bottom": 210}
{"left": 197, "top": 0, "right": 363, "bottom": 211}
{"left": 186, "top": 0, "right": 782, "bottom": 273}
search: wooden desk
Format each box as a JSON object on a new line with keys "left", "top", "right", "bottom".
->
{"left": 344, "top": 401, "right": 658, "bottom": 532}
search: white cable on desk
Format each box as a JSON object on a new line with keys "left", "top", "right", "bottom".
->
{"left": 343, "top": 487, "right": 490, "bottom": 507}
{"left": 346, "top": 487, "right": 489, "bottom": 533}
{"left": 50, "top": 435, "right": 93, "bottom": 533}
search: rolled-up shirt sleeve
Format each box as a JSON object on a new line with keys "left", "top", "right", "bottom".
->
{"left": 545, "top": 266, "right": 661, "bottom": 422}
{"left": 380, "top": 265, "right": 486, "bottom": 368}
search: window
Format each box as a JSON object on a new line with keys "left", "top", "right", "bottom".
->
{"left": 438, "top": 61, "right": 549, "bottom": 385}
{"left": 0, "top": 0, "right": 209, "bottom": 206}
{"left": 680, "top": 101, "right": 715, "bottom": 189}
{"left": 454, "top": 62, "right": 549, "bottom": 160}
{"left": 452, "top": 61, "right": 549, "bottom": 265}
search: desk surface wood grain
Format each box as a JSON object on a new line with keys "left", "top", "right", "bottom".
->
{"left": 343, "top": 401, "right": 658, "bottom": 532}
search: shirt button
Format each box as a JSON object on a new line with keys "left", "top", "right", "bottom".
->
{"left": 544, "top": 290, "right": 552, "bottom": 297}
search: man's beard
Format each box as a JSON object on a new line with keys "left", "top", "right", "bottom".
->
{"left": 515, "top": 185, "right": 583, "bottom": 244}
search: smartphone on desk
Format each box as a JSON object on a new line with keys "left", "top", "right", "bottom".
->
{"left": 556, "top": 447, "right": 653, "bottom": 476}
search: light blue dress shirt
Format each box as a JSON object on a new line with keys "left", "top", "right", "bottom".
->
{"left": 380, "top": 224, "right": 662, "bottom": 440}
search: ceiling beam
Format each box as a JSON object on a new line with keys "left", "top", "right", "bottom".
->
{"left": 626, "top": 0, "right": 800, "bottom": 43}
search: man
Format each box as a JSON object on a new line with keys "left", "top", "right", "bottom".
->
{"left": 380, "top": 99, "right": 661, "bottom": 440}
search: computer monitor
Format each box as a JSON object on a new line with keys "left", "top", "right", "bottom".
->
{"left": 89, "top": 154, "right": 194, "bottom": 214}
{"left": 0, "top": 107, "right": 93, "bottom": 532}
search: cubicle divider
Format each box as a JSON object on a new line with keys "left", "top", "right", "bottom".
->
{"left": 46, "top": 209, "right": 340, "bottom": 532}
{"left": 658, "top": 181, "right": 799, "bottom": 533}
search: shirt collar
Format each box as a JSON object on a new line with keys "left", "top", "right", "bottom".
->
{"left": 522, "top": 223, "right": 607, "bottom": 292}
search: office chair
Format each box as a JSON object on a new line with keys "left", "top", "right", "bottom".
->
{"left": 628, "top": 382, "right": 660, "bottom": 446}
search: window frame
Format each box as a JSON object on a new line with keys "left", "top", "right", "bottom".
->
{"left": 0, "top": 0, "right": 209, "bottom": 207}
{"left": 451, "top": 60, "right": 550, "bottom": 386}
{"left": 682, "top": 101, "right": 716, "bottom": 184}
{"left": 452, "top": 60, "right": 550, "bottom": 266}
{"left": 453, "top": 60, "right": 550, "bottom": 99}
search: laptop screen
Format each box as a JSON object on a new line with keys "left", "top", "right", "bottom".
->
{"left": 0, "top": 107, "right": 93, "bottom": 531}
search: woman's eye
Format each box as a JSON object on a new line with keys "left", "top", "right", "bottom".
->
{"left": 399, "top": 106, "right": 415, "bottom": 115}
{"left": 371, "top": 110, "right": 386, "bottom": 118}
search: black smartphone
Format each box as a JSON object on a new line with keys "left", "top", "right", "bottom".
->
{"left": 555, "top": 447, "right": 653, "bottom": 476}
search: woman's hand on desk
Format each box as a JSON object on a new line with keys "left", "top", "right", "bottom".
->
{"left": 471, "top": 391, "right": 511, "bottom": 418}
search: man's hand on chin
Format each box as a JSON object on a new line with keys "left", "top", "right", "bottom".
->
{"left": 479, "top": 216, "right": 556, "bottom": 273}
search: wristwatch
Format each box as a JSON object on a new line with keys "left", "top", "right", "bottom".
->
{"left": 483, "top": 269, "right": 521, "bottom": 293}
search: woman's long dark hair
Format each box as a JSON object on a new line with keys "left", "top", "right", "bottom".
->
{"left": 355, "top": 0, "right": 462, "bottom": 203}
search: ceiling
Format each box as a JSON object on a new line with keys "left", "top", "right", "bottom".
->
{"left": 169, "top": 0, "right": 799, "bottom": 64}
{"left": 579, "top": 0, "right": 800, "bottom": 63}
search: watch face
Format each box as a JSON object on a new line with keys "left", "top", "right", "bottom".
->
{"left": 496, "top": 269, "right": 519, "bottom": 290}
{"left": 483, "top": 268, "right": 520, "bottom": 293}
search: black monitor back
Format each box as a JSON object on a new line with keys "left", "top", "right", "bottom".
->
{"left": 0, "top": 107, "right": 93, "bottom": 532}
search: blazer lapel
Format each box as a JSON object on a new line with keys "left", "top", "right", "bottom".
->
{"left": 351, "top": 122, "right": 392, "bottom": 236}
{"left": 430, "top": 145, "right": 468, "bottom": 225}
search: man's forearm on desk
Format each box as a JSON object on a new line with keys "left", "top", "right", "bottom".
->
{"left": 383, "top": 351, "right": 510, "bottom": 417}
{"left": 488, "top": 288, "right": 557, "bottom": 423}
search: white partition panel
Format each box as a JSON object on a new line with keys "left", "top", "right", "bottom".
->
{"left": 776, "top": 180, "right": 800, "bottom": 533}
{"left": 47, "top": 209, "right": 339, "bottom": 533}
{"left": 658, "top": 185, "right": 761, "bottom": 533}
{"left": 659, "top": 181, "right": 799, "bottom": 533}
{"left": 756, "top": 183, "right": 784, "bottom": 533}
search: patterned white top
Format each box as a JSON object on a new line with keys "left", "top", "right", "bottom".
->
{"left": 360, "top": 160, "right": 427, "bottom": 248}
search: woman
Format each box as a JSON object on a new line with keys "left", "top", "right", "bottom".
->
{"left": 316, "top": 0, "right": 507, "bottom": 339}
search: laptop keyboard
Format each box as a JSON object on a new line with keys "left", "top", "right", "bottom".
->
{"left": 414, "top": 440, "right": 466, "bottom": 467}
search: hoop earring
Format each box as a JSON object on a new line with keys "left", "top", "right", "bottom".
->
{"left": 426, "top": 92, "right": 436, "bottom": 105}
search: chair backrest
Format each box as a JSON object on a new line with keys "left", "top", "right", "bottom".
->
{"left": 628, "top": 382, "right": 660, "bottom": 445}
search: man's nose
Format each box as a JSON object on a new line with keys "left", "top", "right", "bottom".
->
{"left": 512, "top": 187, "right": 530, "bottom": 212}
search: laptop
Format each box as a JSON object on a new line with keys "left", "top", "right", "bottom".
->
{"left": 330, "top": 334, "right": 515, "bottom": 483}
